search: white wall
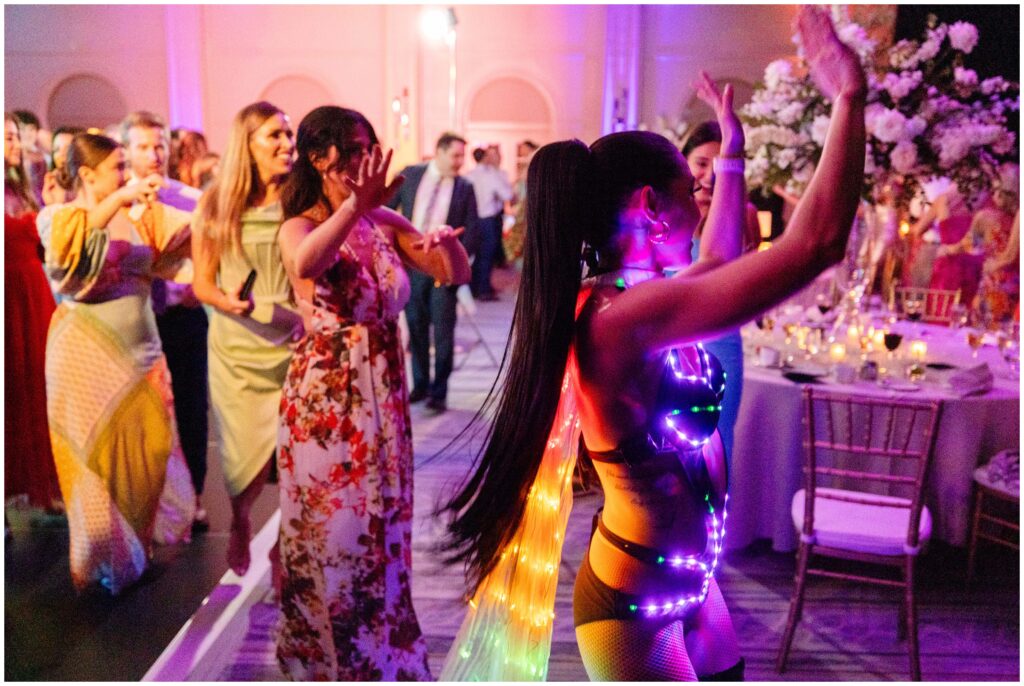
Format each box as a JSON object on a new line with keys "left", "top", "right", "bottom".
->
{"left": 5, "top": 4, "right": 798, "bottom": 156}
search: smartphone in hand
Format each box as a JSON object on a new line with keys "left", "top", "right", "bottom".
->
{"left": 238, "top": 269, "right": 257, "bottom": 301}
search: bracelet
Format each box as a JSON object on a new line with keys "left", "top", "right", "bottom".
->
{"left": 713, "top": 157, "right": 745, "bottom": 175}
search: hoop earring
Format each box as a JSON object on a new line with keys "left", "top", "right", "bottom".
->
{"left": 648, "top": 220, "right": 671, "bottom": 244}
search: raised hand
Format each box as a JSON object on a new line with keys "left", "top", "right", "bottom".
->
{"left": 341, "top": 144, "right": 404, "bottom": 215}
{"left": 796, "top": 6, "right": 866, "bottom": 101}
{"left": 413, "top": 225, "right": 465, "bottom": 253}
{"left": 120, "top": 173, "right": 165, "bottom": 206}
{"left": 693, "top": 71, "right": 744, "bottom": 157}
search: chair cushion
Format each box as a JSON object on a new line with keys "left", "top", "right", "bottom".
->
{"left": 791, "top": 487, "right": 932, "bottom": 556}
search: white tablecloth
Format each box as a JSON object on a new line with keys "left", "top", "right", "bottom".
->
{"left": 727, "top": 321, "right": 1020, "bottom": 551}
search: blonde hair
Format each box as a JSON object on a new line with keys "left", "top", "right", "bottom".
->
{"left": 196, "top": 101, "right": 283, "bottom": 255}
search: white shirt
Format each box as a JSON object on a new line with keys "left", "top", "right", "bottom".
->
{"left": 464, "top": 163, "right": 514, "bottom": 218}
{"left": 411, "top": 161, "right": 455, "bottom": 232}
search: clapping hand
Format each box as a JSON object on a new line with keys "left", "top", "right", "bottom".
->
{"left": 339, "top": 144, "right": 404, "bottom": 215}
{"left": 797, "top": 5, "right": 867, "bottom": 101}
{"left": 120, "top": 173, "right": 164, "bottom": 207}
{"left": 693, "top": 71, "right": 744, "bottom": 158}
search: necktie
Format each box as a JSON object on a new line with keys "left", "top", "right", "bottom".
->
{"left": 420, "top": 177, "right": 443, "bottom": 231}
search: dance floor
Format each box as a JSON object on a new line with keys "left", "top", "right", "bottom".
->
{"left": 5, "top": 268, "right": 1019, "bottom": 681}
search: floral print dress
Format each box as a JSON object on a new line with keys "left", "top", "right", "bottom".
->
{"left": 276, "top": 212, "right": 431, "bottom": 681}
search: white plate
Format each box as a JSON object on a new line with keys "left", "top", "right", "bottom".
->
{"left": 786, "top": 362, "right": 828, "bottom": 378}
{"left": 877, "top": 377, "right": 922, "bottom": 392}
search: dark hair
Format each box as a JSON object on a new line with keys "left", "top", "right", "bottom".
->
{"left": 519, "top": 139, "right": 539, "bottom": 152}
{"left": 12, "top": 109, "right": 41, "bottom": 129}
{"left": 441, "top": 139, "right": 595, "bottom": 587}
{"left": 4, "top": 112, "right": 38, "bottom": 212}
{"left": 51, "top": 126, "right": 84, "bottom": 146}
{"left": 57, "top": 132, "right": 120, "bottom": 191}
{"left": 436, "top": 131, "right": 466, "bottom": 151}
{"left": 441, "top": 131, "right": 686, "bottom": 588}
{"left": 589, "top": 130, "right": 686, "bottom": 259}
{"left": 680, "top": 120, "right": 722, "bottom": 158}
{"left": 472, "top": 146, "right": 487, "bottom": 163}
{"left": 280, "top": 105, "right": 378, "bottom": 220}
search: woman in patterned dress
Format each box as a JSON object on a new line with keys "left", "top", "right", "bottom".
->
{"left": 275, "top": 106, "right": 470, "bottom": 680}
{"left": 43, "top": 132, "right": 195, "bottom": 593}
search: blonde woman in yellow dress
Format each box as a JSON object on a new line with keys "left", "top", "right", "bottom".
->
{"left": 44, "top": 133, "right": 196, "bottom": 594}
{"left": 192, "top": 102, "right": 305, "bottom": 576}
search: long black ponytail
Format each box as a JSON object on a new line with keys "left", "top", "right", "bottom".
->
{"left": 440, "top": 139, "right": 595, "bottom": 589}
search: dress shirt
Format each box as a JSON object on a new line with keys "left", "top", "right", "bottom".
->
{"left": 464, "top": 163, "right": 514, "bottom": 218}
{"left": 412, "top": 161, "right": 455, "bottom": 232}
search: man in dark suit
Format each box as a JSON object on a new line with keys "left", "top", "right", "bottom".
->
{"left": 388, "top": 132, "right": 479, "bottom": 415}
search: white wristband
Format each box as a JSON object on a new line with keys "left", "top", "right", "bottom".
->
{"left": 713, "top": 157, "right": 745, "bottom": 175}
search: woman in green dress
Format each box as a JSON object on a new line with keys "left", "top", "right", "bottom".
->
{"left": 192, "top": 102, "right": 304, "bottom": 576}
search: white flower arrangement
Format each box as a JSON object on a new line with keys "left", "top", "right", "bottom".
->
{"left": 741, "top": 8, "right": 1020, "bottom": 213}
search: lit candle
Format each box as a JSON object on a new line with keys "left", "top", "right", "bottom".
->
{"left": 829, "top": 342, "right": 847, "bottom": 363}
{"left": 796, "top": 326, "right": 809, "bottom": 350}
{"left": 757, "top": 211, "right": 773, "bottom": 239}
{"left": 872, "top": 328, "right": 886, "bottom": 348}
{"left": 910, "top": 340, "right": 927, "bottom": 361}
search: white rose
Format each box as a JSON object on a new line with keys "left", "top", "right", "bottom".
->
{"left": 993, "top": 131, "right": 1016, "bottom": 156}
{"left": 948, "top": 21, "right": 979, "bottom": 54}
{"left": 934, "top": 131, "right": 971, "bottom": 168}
{"left": 871, "top": 108, "right": 909, "bottom": 143}
{"left": 905, "top": 116, "right": 927, "bottom": 138}
{"left": 776, "top": 102, "right": 804, "bottom": 126}
{"left": 890, "top": 140, "right": 918, "bottom": 174}
{"left": 981, "top": 77, "right": 1008, "bottom": 95}
{"left": 777, "top": 148, "right": 797, "bottom": 170}
{"left": 764, "top": 59, "right": 793, "bottom": 89}
{"left": 810, "top": 115, "right": 831, "bottom": 146}
{"left": 916, "top": 37, "right": 940, "bottom": 63}
{"left": 954, "top": 67, "right": 978, "bottom": 87}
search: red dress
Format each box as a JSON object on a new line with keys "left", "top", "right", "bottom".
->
{"left": 929, "top": 214, "right": 983, "bottom": 304}
{"left": 5, "top": 211, "right": 60, "bottom": 508}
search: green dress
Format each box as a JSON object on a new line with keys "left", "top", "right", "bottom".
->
{"left": 205, "top": 203, "right": 302, "bottom": 496}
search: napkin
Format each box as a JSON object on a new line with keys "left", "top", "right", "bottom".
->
{"left": 947, "top": 363, "right": 994, "bottom": 397}
{"left": 984, "top": 449, "right": 1019, "bottom": 494}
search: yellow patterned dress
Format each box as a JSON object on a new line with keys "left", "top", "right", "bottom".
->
{"left": 44, "top": 204, "right": 196, "bottom": 594}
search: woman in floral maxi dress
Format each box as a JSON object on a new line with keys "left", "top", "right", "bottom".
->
{"left": 275, "top": 106, "right": 470, "bottom": 680}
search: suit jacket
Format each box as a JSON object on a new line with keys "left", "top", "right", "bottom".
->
{"left": 387, "top": 163, "right": 480, "bottom": 257}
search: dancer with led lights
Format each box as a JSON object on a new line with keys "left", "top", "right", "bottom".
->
{"left": 439, "top": 7, "right": 867, "bottom": 680}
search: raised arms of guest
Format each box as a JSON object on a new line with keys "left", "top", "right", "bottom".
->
{"left": 278, "top": 142, "right": 470, "bottom": 288}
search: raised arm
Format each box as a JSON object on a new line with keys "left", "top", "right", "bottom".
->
{"left": 691, "top": 71, "right": 745, "bottom": 269}
{"left": 284, "top": 145, "right": 403, "bottom": 281}
{"left": 599, "top": 6, "right": 867, "bottom": 352}
{"left": 371, "top": 206, "right": 471, "bottom": 285}
{"left": 87, "top": 173, "right": 163, "bottom": 230}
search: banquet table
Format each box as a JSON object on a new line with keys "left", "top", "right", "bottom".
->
{"left": 727, "top": 319, "right": 1020, "bottom": 552}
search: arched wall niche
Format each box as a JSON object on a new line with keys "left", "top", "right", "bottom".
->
{"left": 259, "top": 75, "right": 334, "bottom": 125}
{"left": 47, "top": 74, "right": 128, "bottom": 130}
{"left": 463, "top": 74, "right": 554, "bottom": 180}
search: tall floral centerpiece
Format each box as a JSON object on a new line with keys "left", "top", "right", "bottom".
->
{"left": 741, "top": 8, "right": 1019, "bottom": 330}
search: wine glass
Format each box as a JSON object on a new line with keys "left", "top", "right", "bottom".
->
{"left": 782, "top": 321, "right": 798, "bottom": 346}
{"left": 966, "top": 328, "right": 985, "bottom": 359}
{"left": 883, "top": 330, "right": 903, "bottom": 363}
{"left": 950, "top": 302, "right": 969, "bottom": 331}
{"left": 815, "top": 292, "right": 833, "bottom": 318}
